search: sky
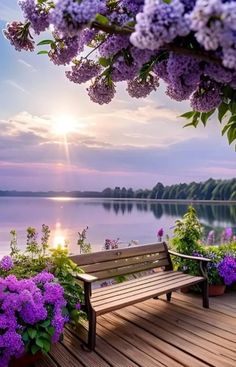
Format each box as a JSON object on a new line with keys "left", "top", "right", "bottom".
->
{"left": 0, "top": 1, "right": 235, "bottom": 192}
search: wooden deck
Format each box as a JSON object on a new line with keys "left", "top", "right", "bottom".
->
{"left": 37, "top": 291, "right": 236, "bottom": 367}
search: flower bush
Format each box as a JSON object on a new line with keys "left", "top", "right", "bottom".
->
{"left": 0, "top": 272, "right": 66, "bottom": 367}
{"left": 171, "top": 206, "right": 236, "bottom": 286}
{"left": 0, "top": 225, "right": 88, "bottom": 365}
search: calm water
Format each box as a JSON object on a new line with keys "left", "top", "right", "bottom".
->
{"left": 0, "top": 197, "right": 236, "bottom": 256}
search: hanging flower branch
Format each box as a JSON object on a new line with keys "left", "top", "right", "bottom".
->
{"left": 3, "top": 0, "right": 236, "bottom": 146}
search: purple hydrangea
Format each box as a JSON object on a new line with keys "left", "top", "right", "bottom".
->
{"left": 0, "top": 272, "right": 67, "bottom": 366}
{"left": 50, "top": 0, "right": 106, "bottom": 36}
{"left": 130, "top": 0, "right": 190, "bottom": 51}
{"left": 87, "top": 78, "right": 116, "bottom": 105}
{"left": 3, "top": 21, "right": 34, "bottom": 52}
{"left": 0, "top": 256, "right": 13, "bottom": 272}
{"left": 218, "top": 256, "right": 236, "bottom": 285}
{"left": 66, "top": 59, "right": 101, "bottom": 84}
{"left": 127, "top": 76, "right": 159, "bottom": 98}
{"left": 19, "top": 0, "right": 50, "bottom": 34}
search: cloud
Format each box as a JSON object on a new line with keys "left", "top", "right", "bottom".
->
{"left": 18, "top": 59, "right": 37, "bottom": 72}
{"left": 4, "top": 80, "right": 28, "bottom": 94}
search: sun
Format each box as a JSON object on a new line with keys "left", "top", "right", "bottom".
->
{"left": 52, "top": 115, "right": 77, "bottom": 135}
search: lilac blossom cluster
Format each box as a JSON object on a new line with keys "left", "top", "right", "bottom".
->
{"left": 66, "top": 59, "right": 101, "bottom": 84}
{"left": 49, "top": 0, "right": 106, "bottom": 36}
{"left": 0, "top": 272, "right": 67, "bottom": 366}
{"left": 87, "top": 78, "right": 116, "bottom": 105}
{"left": 4, "top": 0, "right": 236, "bottom": 111}
{"left": 0, "top": 256, "right": 14, "bottom": 272}
{"left": 19, "top": 0, "right": 50, "bottom": 34}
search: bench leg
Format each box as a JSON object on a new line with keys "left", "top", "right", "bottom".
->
{"left": 166, "top": 292, "right": 172, "bottom": 302}
{"left": 202, "top": 279, "right": 209, "bottom": 308}
{"left": 88, "top": 310, "right": 96, "bottom": 351}
{"left": 82, "top": 309, "right": 96, "bottom": 352}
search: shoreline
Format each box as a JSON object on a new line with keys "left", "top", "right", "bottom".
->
{"left": 0, "top": 196, "right": 235, "bottom": 204}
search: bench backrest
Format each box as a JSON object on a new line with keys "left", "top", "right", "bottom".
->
{"left": 70, "top": 242, "right": 172, "bottom": 280}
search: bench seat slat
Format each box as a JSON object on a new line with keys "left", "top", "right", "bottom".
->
{"left": 92, "top": 273, "right": 191, "bottom": 307}
{"left": 71, "top": 243, "right": 166, "bottom": 266}
{"left": 82, "top": 252, "right": 168, "bottom": 274}
{"left": 92, "top": 258, "right": 170, "bottom": 280}
{"left": 92, "top": 274, "right": 204, "bottom": 315}
{"left": 92, "top": 270, "right": 173, "bottom": 295}
{"left": 91, "top": 272, "right": 186, "bottom": 301}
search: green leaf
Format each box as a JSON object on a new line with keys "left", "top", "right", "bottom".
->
{"left": 31, "top": 345, "right": 40, "bottom": 355}
{"left": 229, "top": 101, "right": 236, "bottom": 115}
{"left": 37, "top": 51, "right": 48, "bottom": 55}
{"left": 227, "top": 125, "right": 236, "bottom": 144}
{"left": 37, "top": 39, "right": 54, "bottom": 46}
{"left": 218, "top": 102, "right": 229, "bottom": 122}
{"left": 28, "top": 328, "right": 37, "bottom": 339}
{"left": 200, "top": 110, "right": 215, "bottom": 126}
{"left": 47, "top": 326, "right": 55, "bottom": 336}
{"left": 179, "top": 111, "right": 195, "bottom": 119}
{"left": 43, "top": 340, "right": 51, "bottom": 353}
{"left": 99, "top": 57, "right": 110, "bottom": 67}
{"left": 22, "top": 332, "right": 29, "bottom": 342}
{"left": 41, "top": 319, "right": 51, "bottom": 328}
{"left": 95, "top": 14, "right": 109, "bottom": 25}
{"left": 36, "top": 337, "right": 45, "bottom": 349}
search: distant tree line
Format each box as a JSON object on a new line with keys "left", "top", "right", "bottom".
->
{"left": 102, "top": 178, "right": 236, "bottom": 201}
{"left": 0, "top": 178, "right": 236, "bottom": 200}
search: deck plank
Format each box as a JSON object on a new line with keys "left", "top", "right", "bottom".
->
{"left": 36, "top": 291, "right": 236, "bottom": 367}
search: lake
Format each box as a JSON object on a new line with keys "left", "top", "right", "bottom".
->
{"left": 0, "top": 197, "right": 236, "bottom": 256}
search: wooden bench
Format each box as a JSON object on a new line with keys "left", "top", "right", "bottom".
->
{"left": 71, "top": 242, "right": 210, "bottom": 351}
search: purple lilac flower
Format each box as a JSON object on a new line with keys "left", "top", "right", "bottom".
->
{"left": 157, "top": 228, "right": 164, "bottom": 242}
{"left": 75, "top": 302, "right": 81, "bottom": 310}
{"left": 112, "top": 57, "right": 139, "bottom": 82}
{"left": 221, "top": 227, "right": 233, "bottom": 243}
{"left": 49, "top": 33, "right": 79, "bottom": 65}
{"left": 87, "top": 78, "right": 116, "bottom": 104}
{"left": 66, "top": 59, "right": 101, "bottom": 84}
{"left": 50, "top": 0, "right": 106, "bottom": 36}
{"left": 204, "top": 63, "right": 233, "bottom": 83}
{"left": 78, "top": 28, "right": 97, "bottom": 51}
{"left": 127, "top": 77, "right": 159, "bottom": 98}
{"left": 0, "top": 256, "right": 13, "bottom": 272}
{"left": 130, "top": 0, "right": 190, "bottom": 51}
{"left": 99, "top": 35, "right": 130, "bottom": 58}
{"left": 120, "top": 0, "right": 144, "bottom": 14}
{"left": 218, "top": 256, "right": 236, "bottom": 285}
{"left": 165, "top": 53, "right": 201, "bottom": 101}
{"left": 3, "top": 21, "right": 34, "bottom": 52}
{"left": 153, "top": 60, "right": 170, "bottom": 83}
{"left": 19, "top": 0, "right": 50, "bottom": 34}
{"left": 206, "top": 230, "right": 215, "bottom": 245}
{"left": 190, "top": 79, "right": 222, "bottom": 112}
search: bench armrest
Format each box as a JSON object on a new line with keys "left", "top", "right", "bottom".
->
{"left": 76, "top": 273, "right": 98, "bottom": 283}
{"left": 168, "top": 250, "right": 211, "bottom": 262}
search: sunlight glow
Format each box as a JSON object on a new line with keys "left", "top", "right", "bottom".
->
{"left": 52, "top": 115, "right": 77, "bottom": 136}
{"left": 53, "top": 235, "right": 66, "bottom": 249}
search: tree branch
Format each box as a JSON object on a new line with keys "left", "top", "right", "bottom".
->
{"left": 91, "top": 21, "right": 222, "bottom": 66}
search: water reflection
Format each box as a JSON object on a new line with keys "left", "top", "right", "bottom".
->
{"left": 102, "top": 201, "right": 236, "bottom": 227}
